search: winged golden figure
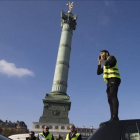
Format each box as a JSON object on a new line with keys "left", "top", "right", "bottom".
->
{"left": 66, "top": 1, "right": 74, "bottom": 13}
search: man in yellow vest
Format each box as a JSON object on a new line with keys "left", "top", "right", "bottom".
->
{"left": 66, "top": 125, "right": 82, "bottom": 140}
{"left": 37, "top": 125, "right": 54, "bottom": 140}
{"left": 97, "top": 50, "right": 121, "bottom": 122}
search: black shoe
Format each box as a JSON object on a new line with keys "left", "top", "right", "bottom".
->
{"left": 108, "top": 118, "right": 113, "bottom": 122}
{"left": 100, "top": 118, "right": 112, "bottom": 126}
{"left": 100, "top": 116, "right": 119, "bottom": 126}
{"left": 111, "top": 115, "right": 119, "bottom": 122}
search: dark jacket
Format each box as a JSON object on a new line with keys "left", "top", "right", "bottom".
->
{"left": 26, "top": 136, "right": 36, "bottom": 140}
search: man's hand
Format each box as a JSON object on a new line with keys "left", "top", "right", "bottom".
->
{"left": 98, "top": 55, "right": 101, "bottom": 65}
{"left": 101, "top": 53, "right": 105, "bottom": 60}
{"left": 98, "top": 55, "right": 101, "bottom": 61}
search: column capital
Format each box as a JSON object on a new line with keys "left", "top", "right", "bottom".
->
{"left": 61, "top": 10, "right": 78, "bottom": 30}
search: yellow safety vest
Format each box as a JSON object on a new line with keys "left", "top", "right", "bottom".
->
{"left": 65, "top": 133, "right": 80, "bottom": 140}
{"left": 103, "top": 56, "right": 121, "bottom": 83}
{"left": 39, "top": 132, "right": 53, "bottom": 140}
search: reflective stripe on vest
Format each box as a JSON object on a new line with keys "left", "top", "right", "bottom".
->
{"left": 65, "top": 133, "right": 80, "bottom": 140}
{"left": 103, "top": 56, "right": 121, "bottom": 83}
{"left": 39, "top": 132, "right": 52, "bottom": 140}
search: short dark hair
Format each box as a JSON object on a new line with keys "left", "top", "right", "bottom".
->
{"left": 70, "top": 124, "right": 75, "bottom": 129}
{"left": 43, "top": 125, "right": 49, "bottom": 129}
{"left": 29, "top": 131, "right": 34, "bottom": 135}
{"left": 100, "top": 50, "right": 110, "bottom": 56}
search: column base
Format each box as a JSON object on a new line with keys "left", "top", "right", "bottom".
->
{"left": 49, "top": 92, "right": 70, "bottom": 100}
{"left": 39, "top": 93, "right": 71, "bottom": 124}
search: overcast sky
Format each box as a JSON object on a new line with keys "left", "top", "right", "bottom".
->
{"left": 0, "top": 0, "right": 140, "bottom": 130}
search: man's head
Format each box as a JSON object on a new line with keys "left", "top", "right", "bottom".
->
{"left": 29, "top": 131, "right": 35, "bottom": 138}
{"left": 100, "top": 50, "right": 110, "bottom": 60}
{"left": 69, "top": 124, "right": 75, "bottom": 133}
{"left": 43, "top": 125, "right": 49, "bottom": 133}
{"left": 56, "top": 134, "right": 61, "bottom": 139}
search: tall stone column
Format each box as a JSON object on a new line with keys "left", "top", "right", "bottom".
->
{"left": 39, "top": 11, "right": 77, "bottom": 124}
{"left": 50, "top": 11, "right": 77, "bottom": 99}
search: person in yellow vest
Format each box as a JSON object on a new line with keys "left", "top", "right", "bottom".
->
{"left": 37, "top": 125, "right": 54, "bottom": 140}
{"left": 97, "top": 50, "right": 121, "bottom": 122}
{"left": 66, "top": 125, "right": 82, "bottom": 140}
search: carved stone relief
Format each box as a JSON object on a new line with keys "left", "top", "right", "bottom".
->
{"left": 52, "top": 110, "right": 60, "bottom": 116}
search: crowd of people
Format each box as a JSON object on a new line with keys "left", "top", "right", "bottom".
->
{"left": 26, "top": 124, "right": 82, "bottom": 140}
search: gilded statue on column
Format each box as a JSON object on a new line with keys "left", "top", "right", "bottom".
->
{"left": 66, "top": 1, "right": 74, "bottom": 13}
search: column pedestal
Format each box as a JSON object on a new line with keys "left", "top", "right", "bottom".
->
{"left": 39, "top": 94, "right": 71, "bottom": 124}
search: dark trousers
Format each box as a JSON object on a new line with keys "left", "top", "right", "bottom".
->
{"left": 106, "top": 78, "right": 121, "bottom": 118}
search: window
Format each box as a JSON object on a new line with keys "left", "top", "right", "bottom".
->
{"left": 61, "top": 126, "right": 65, "bottom": 130}
{"left": 122, "top": 122, "right": 139, "bottom": 140}
{"left": 35, "top": 125, "right": 40, "bottom": 129}
{"left": 137, "top": 122, "right": 140, "bottom": 132}
{"left": 55, "top": 126, "right": 58, "bottom": 129}
{"left": 42, "top": 125, "right": 45, "bottom": 128}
